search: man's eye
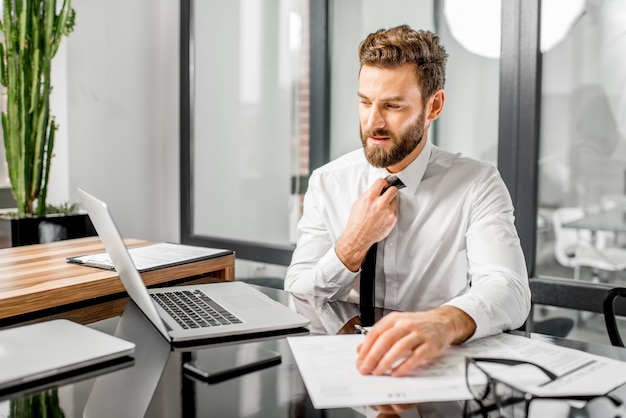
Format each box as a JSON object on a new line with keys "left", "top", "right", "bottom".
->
{"left": 360, "top": 101, "right": 371, "bottom": 106}
{"left": 386, "top": 104, "right": 401, "bottom": 109}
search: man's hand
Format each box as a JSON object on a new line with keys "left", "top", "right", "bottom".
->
{"left": 335, "top": 178, "right": 399, "bottom": 271}
{"left": 355, "top": 306, "right": 476, "bottom": 377}
{"left": 371, "top": 403, "right": 421, "bottom": 416}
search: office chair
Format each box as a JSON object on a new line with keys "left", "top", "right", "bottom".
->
{"left": 603, "top": 287, "right": 626, "bottom": 347}
{"left": 601, "top": 194, "right": 626, "bottom": 211}
{"left": 527, "top": 277, "right": 576, "bottom": 338}
{"left": 552, "top": 207, "right": 626, "bottom": 281}
{"left": 528, "top": 277, "right": 626, "bottom": 342}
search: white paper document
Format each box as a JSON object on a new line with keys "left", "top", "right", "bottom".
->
{"left": 67, "top": 243, "right": 232, "bottom": 272}
{"left": 287, "top": 332, "right": 626, "bottom": 409}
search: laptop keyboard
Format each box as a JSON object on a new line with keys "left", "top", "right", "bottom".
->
{"left": 151, "top": 289, "right": 242, "bottom": 329}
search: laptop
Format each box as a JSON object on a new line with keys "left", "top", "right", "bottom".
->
{"left": 77, "top": 188, "right": 309, "bottom": 346}
{"left": 0, "top": 319, "right": 135, "bottom": 392}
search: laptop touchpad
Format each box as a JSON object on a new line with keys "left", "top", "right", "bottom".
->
{"left": 222, "top": 294, "right": 274, "bottom": 309}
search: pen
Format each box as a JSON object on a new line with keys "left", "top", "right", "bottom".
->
{"left": 354, "top": 324, "right": 369, "bottom": 335}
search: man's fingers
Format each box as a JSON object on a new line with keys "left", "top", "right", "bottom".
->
{"left": 356, "top": 313, "right": 399, "bottom": 362}
{"left": 358, "top": 321, "right": 412, "bottom": 375}
{"left": 389, "top": 343, "right": 431, "bottom": 377}
{"left": 374, "top": 402, "right": 420, "bottom": 414}
{"left": 369, "top": 177, "right": 400, "bottom": 202}
{"left": 356, "top": 326, "right": 395, "bottom": 374}
{"left": 369, "top": 177, "right": 390, "bottom": 197}
{"left": 356, "top": 311, "right": 455, "bottom": 377}
{"left": 371, "top": 332, "right": 420, "bottom": 375}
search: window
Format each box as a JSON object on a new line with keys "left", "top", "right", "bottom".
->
{"left": 181, "top": 0, "right": 310, "bottom": 265}
{"left": 535, "top": 0, "right": 626, "bottom": 280}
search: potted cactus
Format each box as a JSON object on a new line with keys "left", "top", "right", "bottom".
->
{"left": 10, "top": 389, "right": 65, "bottom": 418}
{"left": 0, "top": 0, "right": 93, "bottom": 247}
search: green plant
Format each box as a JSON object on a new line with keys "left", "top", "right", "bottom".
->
{"left": 0, "top": 0, "right": 75, "bottom": 217}
{"left": 0, "top": 200, "right": 78, "bottom": 217}
{"left": 10, "top": 390, "right": 65, "bottom": 418}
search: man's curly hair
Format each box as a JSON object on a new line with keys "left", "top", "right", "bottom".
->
{"left": 358, "top": 25, "right": 448, "bottom": 103}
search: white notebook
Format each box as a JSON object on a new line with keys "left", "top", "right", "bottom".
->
{"left": 67, "top": 242, "right": 233, "bottom": 272}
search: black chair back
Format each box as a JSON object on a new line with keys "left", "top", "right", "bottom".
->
{"left": 528, "top": 277, "right": 626, "bottom": 345}
{"left": 603, "top": 287, "right": 626, "bottom": 347}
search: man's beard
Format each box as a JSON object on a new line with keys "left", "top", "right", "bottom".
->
{"left": 361, "top": 111, "right": 425, "bottom": 168}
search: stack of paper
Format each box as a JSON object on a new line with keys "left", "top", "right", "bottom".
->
{"left": 287, "top": 332, "right": 626, "bottom": 409}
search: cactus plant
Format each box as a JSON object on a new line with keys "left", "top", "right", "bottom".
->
{"left": 0, "top": 0, "right": 75, "bottom": 217}
{"left": 10, "top": 389, "right": 65, "bottom": 418}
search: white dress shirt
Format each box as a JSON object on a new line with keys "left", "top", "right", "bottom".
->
{"left": 285, "top": 140, "right": 531, "bottom": 338}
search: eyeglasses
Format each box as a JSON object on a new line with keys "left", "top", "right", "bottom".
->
{"left": 464, "top": 357, "right": 624, "bottom": 418}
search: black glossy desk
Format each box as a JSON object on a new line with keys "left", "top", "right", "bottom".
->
{"left": 2, "top": 287, "right": 626, "bottom": 418}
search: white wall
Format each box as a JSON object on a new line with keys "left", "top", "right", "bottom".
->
{"left": 48, "top": 41, "right": 70, "bottom": 204}
{"left": 64, "top": 0, "right": 179, "bottom": 242}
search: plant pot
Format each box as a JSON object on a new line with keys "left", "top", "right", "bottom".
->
{"left": 0, "top": 213, "right": 96, "bottom": 248}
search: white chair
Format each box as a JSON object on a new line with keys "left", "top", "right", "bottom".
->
{"left": 600, "top": 194, "right": 626, "bottom": 246}
{"left": 601, "top": 194, "right": 626, "bottom": 211}
{"left": 552, "top": 207, "right": 626, "bottom": 281}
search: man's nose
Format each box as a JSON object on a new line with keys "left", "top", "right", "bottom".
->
{"left": 364, "top": 106, "right": 385, "bottom": 131}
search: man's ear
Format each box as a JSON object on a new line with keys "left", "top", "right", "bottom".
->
{"left": 426, "top": 89, "right": 445, "bottom": 122}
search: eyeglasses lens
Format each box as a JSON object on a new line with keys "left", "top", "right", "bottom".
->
{"left": 466, "top": 360, "right": 490, "bottom": 401}
{"left": 466, "top": 360, "right": 528, "bottom": 417}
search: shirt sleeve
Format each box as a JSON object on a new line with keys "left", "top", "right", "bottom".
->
{"left": 444, "top": 167, "right": 531, "bottom": 340}
{"left": 284, "top": 170, "right": 360, "bottom": 302}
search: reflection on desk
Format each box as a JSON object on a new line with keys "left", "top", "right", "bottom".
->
{"left": 0, "top": 356, "right": 134, "bottom": 403}
{"left": 2, "top": 287, "right": 626, "bottom": 417}
{"left": 84, "top": 301, "right": 171, "bottom": 418}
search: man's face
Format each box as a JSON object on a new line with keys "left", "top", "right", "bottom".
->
{"left": 358, "top": 63, "right": 429, "bottom": 173}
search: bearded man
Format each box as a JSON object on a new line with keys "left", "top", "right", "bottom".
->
{"left": 285, "top": 25, "right": 530, "bottom": 377}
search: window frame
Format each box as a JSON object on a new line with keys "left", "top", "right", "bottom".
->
{"left": 179, "top": 0, "right": 329, "bottom": 265}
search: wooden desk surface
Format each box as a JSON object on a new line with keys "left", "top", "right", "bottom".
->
{"left": 0, "top": 237, "right": 235, "bottom": 326}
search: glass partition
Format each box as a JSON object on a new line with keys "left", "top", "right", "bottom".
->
{"left": 535, "top": 0, "right": 626, "bottom": 281}
{"left": 190, "top": 0, "right": 310, "bottom": 250}
{"left": 329, "top": 0, "right": 500, "bottom": 166}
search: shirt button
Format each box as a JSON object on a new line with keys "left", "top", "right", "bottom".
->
{"left": 387, "top": 280, "right": 393, "bottom": 284}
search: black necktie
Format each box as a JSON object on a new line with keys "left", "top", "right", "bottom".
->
{"left": 359, "top": 175, "right": 405, "bottom": 327}
{"left": 360, "top": 243, "right": 377, "bottom": 327}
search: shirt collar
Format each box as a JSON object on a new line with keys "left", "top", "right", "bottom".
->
{"left": 367, "top": 140, "right": 432, "bottom": 195}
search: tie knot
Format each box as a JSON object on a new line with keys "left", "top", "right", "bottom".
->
{"left": 385, "top": 175, "right": 406, "bottom": 190}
